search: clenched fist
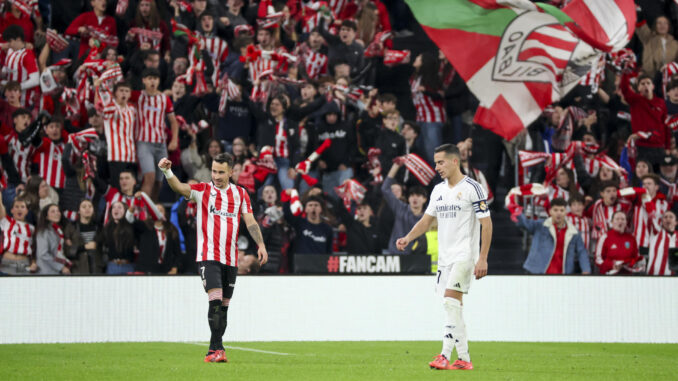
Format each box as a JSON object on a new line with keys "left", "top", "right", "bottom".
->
{"left": 158, "top": 157, "right": 172, "bottom": 170}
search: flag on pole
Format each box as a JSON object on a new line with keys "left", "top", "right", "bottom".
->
{"left": 405, "top": 0, "right": 635, "bottom": 140}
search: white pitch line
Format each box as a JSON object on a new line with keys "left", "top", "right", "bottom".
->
{"left": 185, "top": 342, "right": 292, "bottom": 356}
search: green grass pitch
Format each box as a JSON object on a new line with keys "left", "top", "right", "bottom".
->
{"left": 1, "top": 341, "right": 677, "bottom": 380}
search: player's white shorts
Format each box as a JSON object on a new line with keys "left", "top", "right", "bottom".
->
{"left": 435, "top": 260, "right": 474, "bottom": 296}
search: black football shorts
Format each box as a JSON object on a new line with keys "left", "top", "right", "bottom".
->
{"left": 198, "top": 261, "right": 237, "bottom": 298}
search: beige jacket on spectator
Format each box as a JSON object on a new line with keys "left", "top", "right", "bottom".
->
{"left": 180, "top": 143, "right": 211, "bottom": 183}
{"left": 638, "top": 24, "right": 678, "bottom": 77}
{"left": 39, "top": 186, "right": 60, "bottom": 211}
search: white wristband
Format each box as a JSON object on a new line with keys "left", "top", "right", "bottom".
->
{"left": 161, "top": 168, "right": 175, "bottom": 180}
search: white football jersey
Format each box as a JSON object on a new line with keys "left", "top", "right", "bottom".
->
{"left": 425, "top": 176, "right": 490, "bottom": 266}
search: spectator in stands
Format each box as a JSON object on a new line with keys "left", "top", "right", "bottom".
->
{"left": 588, "top": 180, "right": 632, "bottom": 246}
{"left": 517, "top": 198, "right": 591, "bottom": 274}
{"left": 410, "top": 51, "right": 447, "bottom": 164}
{"left": 647, "top": 210, "right": 677, "bottom": 276}
{"left": 64, "top": 199, "right": 102, "bottom": 274}
{"left": 381, "top": 162, "right": 427, "bottom": 254}
{"left": 1, "top": 0, "right": 35, "bottom": 43}
{"left": 100, "top": 201, "right": 136, "bottom": 274}
{"left": 631, "top": 159, "right": 653, "bottom": 187}
{"left": 319, "top": 18, "right": 364, "bottom": 78}
{"left": 375, "top": 110, "right": 406, "bottom": 172}
{"left": 36, "top": 204, "right": 71, "bottom": 275}
{"left": 658, "top": 155, "right": 678, "bottom": 188}
{"left": 567, "top": 194, "right": 592, "bottom": 252}
{"left": 181, "top": 137, "right": 223, "bottom": 183}
{"left": 126, "top": 202, "right": 181, "bottom": 274}
{"left": 458, "top": 138, "right": 493, "bottom": 204}
{"left": 283, "top": 194, "right": 333, "bottom": 255}
{"left": 335, "top": 199, "right": 381, "bottom": 255}
{"left": 237, "top": 253, "right": 261, "bottom": 275}
{"left": 315, "top": 102, "right": 357, "bottom": 199}
{"left": 2, "top": 25, "right": 40, "bottom": 109}
{"left": 65, "top": 0, "right": 117, "bottom": 59}
{"left": 134, "top": 68, "right": 179, "bottom": 199}
{"left": 0, "top": 81, "right": 22, "bottom": 133}
{"left": 0, "top": 194, "right": 36, "bottom": 274}
{"left": 23, "top": 176, "right": 59, "bottom": 215}
{"left": 128, "top": 0, "right": 172, "bottom": 60}
{"left": 636, "top": 15, "right": 678, "bottom": 77}
{"left": 173, "top": 179, "right": 199, "bottom": 274}
{"left": 94, "top": 80, "right": 137, "bottom": 190}
{"left": 595, "top": 211, "right": 642, "bottom": 275}
{"left": 620, "top": 72, "right": 670, "bottom": 168}
{"left": 254, "top": 186, "right": 290, "bottom": 273}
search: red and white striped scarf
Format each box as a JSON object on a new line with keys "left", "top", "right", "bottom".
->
{"left": 155, "top": 226, "right": 166, "bottom": 264}
{"left": 404, "top": 153, "right": 436, "bottom": 186}
{"left": 274, "top": 120, "right": 288, "bottom": 158}
{"left": 334, "top": 179, "right": 366, "bottom": 212}
{"left": 52, "top": 223, "right": 72, "bottom": 267}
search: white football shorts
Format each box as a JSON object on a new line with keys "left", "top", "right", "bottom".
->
{"left": 435, "top": 260, "right": 474, "bottom": 296}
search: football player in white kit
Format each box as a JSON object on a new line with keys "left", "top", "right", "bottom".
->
{"left": 397, "top": 143, "right": 492, "bottom": 370}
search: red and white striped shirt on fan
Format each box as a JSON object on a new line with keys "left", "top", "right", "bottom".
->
{"left": 632, "top": 196, "right": 669, "bottom": 249}
{"left": 0, "top": 216, "right": 34, "bottom": 255}
{"left": 567, "top": 213, "right": 591, "bottom": 250}
{"left": 410, "top": 76, "right": 446, "bottom": 123}
{"left": 102, "top": 95, "right": 136, "bottom": 162}
{"left": 135, "top": 91, "right": 174, "bottom": 143}
{"left": 2, "top": 48, "right": 40, "bottom": 108}
{"left": 5, "top": 132, "right": 34, "bottom": 183}
{"left": 103, "top": 187, "right": 135, "bottom": 224}
{"left": 189, "top": 182, "right": 253, "bottom": 266}
{"left": 201, "top": 35, "right": 228, "bottom": 87}
{"left": 34, "top": 138, "right": 66, "bottom": 189}
{"left": 647, "top": 228, "right": 676, "bottom": 276}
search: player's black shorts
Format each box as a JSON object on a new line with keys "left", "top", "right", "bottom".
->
{"left": 198, "top": 261, "right": 237, "bottom": 299}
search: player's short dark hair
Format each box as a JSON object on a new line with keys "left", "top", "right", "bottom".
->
{"left": 341, "top": 19, "right": 357, "bottom": 31}
{"left": 141, "top": 68, "right": 161, "bottom": 79}
{"left": 12, "top": 108, "right": 31, "bottom": 119}
{"left": 407, "top": 185, "right": 428, "bottom": 199}
{"left": 568, "top": 193, "right": 585, "bottom": 205}
{"left": 2, "top": 25, "right": 25, "bottom": 42}
{"left": 550, "top": 198, "right": 568, "bottom": 209}
{"left": 113, "top": 81, "right": 132, "bottom": 93}
{"left": 434, "top": 143, "right": 461, "bottom": 158}
{"left": 378, "top": 93, "right": 397, "bottom": 104}
{"left": 641, "top": 173, "right": 661, "bottom": 186}
{"left": 402, "top": 120, "right": 420, "bottom": 136}
{"left": 4, "top": 81, "right": 20, "bottom": 93}
{"left": 212, "top": 152, "right": 234, "bottom": 169}
{"left": 304, "top": 195, "right": 324, "bottom": 210}
{"left": 599, "top": 180, "right": 619, "bottom": 193}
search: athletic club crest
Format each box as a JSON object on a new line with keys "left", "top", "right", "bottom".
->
{"left": 492, "top": 11, "right": 597, "bottom": 91}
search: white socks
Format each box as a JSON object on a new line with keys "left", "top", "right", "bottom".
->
{"left": 442, "top": 297, "right": 470, "bottom": 362}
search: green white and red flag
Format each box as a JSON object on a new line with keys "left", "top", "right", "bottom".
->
{"left": 405, "top": 0, "right": 636, "bottom": 140}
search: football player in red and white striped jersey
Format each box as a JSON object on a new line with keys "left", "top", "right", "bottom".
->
{"left": 134, "top": 69, "right": 178, "bottom": 199}
{"left": 0, "top": 193, "right": 37, "bottom": 274}
{"left": 1, "top": 26, "right": 40, "bottom": 110}
{"left": 159, "top": 153, "right": 267, "bottom": 363}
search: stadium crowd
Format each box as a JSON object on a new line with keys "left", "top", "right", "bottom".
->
{"left": 0, "top": 0, "right": 676, "bottom": 276}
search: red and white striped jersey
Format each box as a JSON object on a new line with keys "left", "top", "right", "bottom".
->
{"left": 329, "top": 0, "right": 348, "bottom": 17}
{"left": 103, "top": 187, "right": 135, "bottom": 224}
{"left": 647, "top": 229, "right": 676, "bottom": 276}
{"left": 155, "top": 226, "right": 166, "bottom": 264}
{"left": 2, "top": 48, "right": 39, "bottom": 108}
{"left": 303, "top": 51, "right": 328, "bottom": 80}
{"left": 567, "top": 213, "right": 591, "bottom": 250}
{"left": 0, "top": 216, "right": 34, "bottom": 256}
{"left": 410, "top": 75, "right": 446, "bottom": 123}
{"left": 102, "top": 98, "right": 137, "bottom": 162}
{"left": 201, "top": 35, "right": 228, "bottom": 87}
{"left": 632, "top": 196, "right": 669, "bottom": 249}
{"left": 590, "top": 199, "right": 632, "bottom": 240}
{"left": 5, "top": 132, "right": 34, "bottom": 183}
{"left": 35, "top": 139, "right": 66, "bottom": 189}
{"left": 135, "top": 27, "right": 162, "bottom": 51}
{"left": 189, "top": 182, "right": 253, "bottom": 266}
{"left": 274, "top": 120, "right": 289, "bottom": 158}
{"left": 136, "top": 91, "right": 174, "bottom": 143}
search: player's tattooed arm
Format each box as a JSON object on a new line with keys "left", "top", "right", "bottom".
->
{"left": 247, "top": 223, "right": 264, "bottom": 246}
